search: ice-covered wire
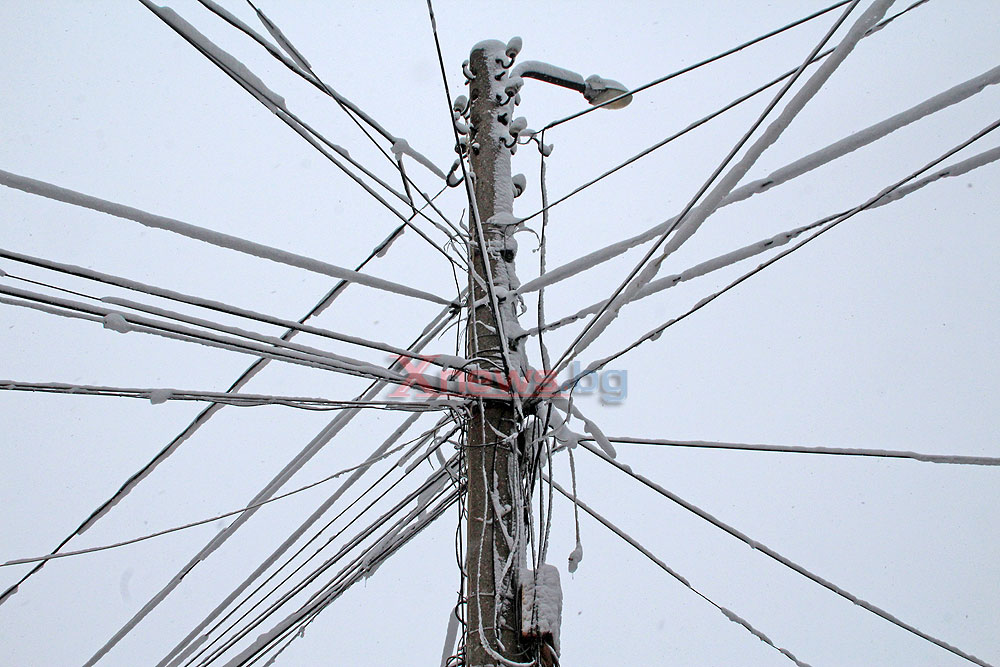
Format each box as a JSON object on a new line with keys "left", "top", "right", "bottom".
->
{"left": 521, "top": 142, "right": 1000, "bottom": 339}
{"left": 544, "top": 475, "right": 811, "bottom": 666}
{"left": 577, "top": 440, "right": 993, "bottom": 667}
{"left": 544, "top": 0, "right": 874, "bottom": 383}
{"left": 0, "top": 249, "right": 467, "bottom": 372}
{"left": 0, "top": 284, "right": 446, "bottom": 393}
{"left": 562, "top": 117, "right": 1000, "bottom": 388}
{"left": 82, "top": 303, "right": 458, "bottom": 666}
{"left": 0, "top": 168, "right": 453, "bottom": 305}
{"left": 0, "top": 381, "right": 461, "bottom": 412}
{"left": 182, "top": 442, "right": 459, "bottom": 667}
{"left": 0, "top": 286, "right": 389, "bottom": 384}
{"left": 512, "top": 0, "right": 944, "bottom": 300}
{"left": 139, "top": 0, "right": 466, "bottom": 273}
{"left": 176, "top": 420, "right": 459, "bottom": 667}
{"left": 600, "top": 436, "right": 1000, "bottom": 466}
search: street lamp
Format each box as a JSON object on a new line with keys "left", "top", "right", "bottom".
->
{"left": 511, "top": 60, "right": 633, "bottom": 109}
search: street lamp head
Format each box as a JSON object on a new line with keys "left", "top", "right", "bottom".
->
{"left": 583, "top": 75, "right": 632, "bottom": 110}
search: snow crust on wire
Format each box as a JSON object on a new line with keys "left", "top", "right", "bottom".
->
{"left": 514, "top": 63, "right": 1000, "bottom": 300}
{"left": 149, "top": 3, "right": 287, "bottom": 113}
{"left": 0, "top": 168, "right": 451, "bottom": 305}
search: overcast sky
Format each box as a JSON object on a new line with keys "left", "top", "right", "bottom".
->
{"left": 1, "top": 2, "right": 998, "bottom": 666}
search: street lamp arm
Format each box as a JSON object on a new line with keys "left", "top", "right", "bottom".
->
{"left": 511, "top": 60, "right": 587, "bottom": 93}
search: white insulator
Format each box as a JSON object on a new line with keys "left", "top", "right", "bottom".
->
{"left": 506, "top": 36, "right": 523, "bottom": 59}
{"left": 452, "top": 94, "right": 468, "bottom": 114}
{"left": 512, "top": 173, "right": 527, "bottom": 197}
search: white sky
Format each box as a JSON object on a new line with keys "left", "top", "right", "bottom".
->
{"left": 1, "top": 1, "right": 998, "bottom": 666}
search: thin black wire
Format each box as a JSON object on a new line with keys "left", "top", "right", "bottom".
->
{"left": 576, "top": 439, "right": 994, "bottom": 667}
{"left": 541, "top": 0, "right": 854, "bottom": 130}
{"left": 545, "top": 0, "right": 862, "bottom": 387}
{"left": 0, "top": 434, "right": 447, "bottom": 568}
{"left": 518, "top": 0, "right": 931, "bottom": 227}
{"left": 545, "top": 475, "right": 809, "bottom": 667}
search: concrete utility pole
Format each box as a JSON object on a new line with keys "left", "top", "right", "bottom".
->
{"left": 464, "top": 39, "right": 531, "bottom": 667}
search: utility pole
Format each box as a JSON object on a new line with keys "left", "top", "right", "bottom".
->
{"left": 463, "top": 38, "right": 531, "bottom": 667}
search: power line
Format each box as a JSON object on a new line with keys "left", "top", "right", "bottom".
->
{"left": 544, "top": 475, "right": 809, "bottom": 667}
{"left": 0, "top": 433, "right": 451, "bottom": 568}
{"left": 595, "top": 436, "right": 1000, "bottom": 466}
{"left": 545, "top": 0, "right": 870, "bottom": 386}
{"left": 511, "top": 0, "right": 943, "bottom": 299}
{"left": 522, "top": 142, "right": 1000, "bottom": 339}
{"left": 0, "top": 168, "right": 453, "bottom": 305}
{"left": 541, "top": 0, "right": 855, "bottom": 130}
{"left": 576, "top": 439, "right": 993, "bottom": 667}
{"left": 0, "top": 381, "right": 461, "bottom": 412}
{"left": 563, "top": 117, "right": 1000, "bottom": 386}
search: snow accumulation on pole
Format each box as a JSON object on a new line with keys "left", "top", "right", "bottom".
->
{"left": 520, "top": 564, "right": 562, "bottom": 656}
{"left": 0, "top": 168, "right": 451, "bottom": 305}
